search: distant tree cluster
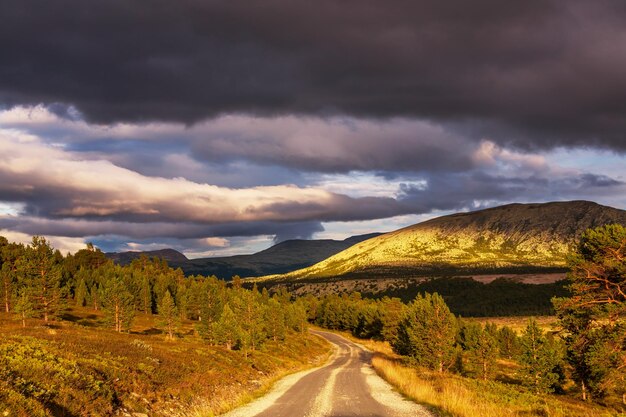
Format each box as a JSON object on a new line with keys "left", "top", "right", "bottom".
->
{"left": 0, "top": 236, "right": 307, "bottom": 353}
{"left": 378, "top": 276, "right": 569, "bottom": 316}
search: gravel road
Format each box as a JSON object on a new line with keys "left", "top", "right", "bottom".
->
{"left": 222, "top": 330, "right": 434, "bottom": 417}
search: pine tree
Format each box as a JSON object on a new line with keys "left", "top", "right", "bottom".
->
{"left": 393, "top": 293, "right": 457, "bottom": 372}
{"left": 212, "top": 304, "right": 241, "bottom": 350}
{"left": 518, "top": 319, "right": 563, "bottom": 394}
{"left": 554, "top": 224, "right": 626, "bottom": 401}
{"left": 497, "top": 325, "right": 520, "bottom": 359}
{"left": 100, "top": 270, "right": 135, "bottom": 332}
{"left": 585, "top": 325, "right": 626, "bottom": 404}
{"left": 157, "top": 290, "right": 180, "bottom": 339}
{"left": 74, "top": 278, "right": 88, "bottom": 307}
{"left": 175, "top": 282, "right": 188, "bottom": 320}
{"left": 13, "top": 288, "right": 35, "bottom": 327}
{"left": 265, "top": 298, "right": 286, "bottom": 342}
{"left": 195, "top": 278, "right": 225, "bottom": 341}
{"left": 21, "top": 236, "right": 63, "bottom": 322}
{"left": 460, "top": 322, "right": 499, "bottom": 380}
{"left": 90, "top": 283, "right": 100, "bottom": 310}
{"left": 239, "top": 291, "right": 267, "bottom": 351}
{"left": 287, "top": 300, "right": 309, "bottom": 334}
{"left": 140, "top": 274, "right": 152, "bottom": 314}
{"left": 1, "top": 240, "right": 24, "bottom": 313}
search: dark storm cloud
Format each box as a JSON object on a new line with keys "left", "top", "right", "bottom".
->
{"left": 2, "top": 0, "right": 626, "bottom": 150}
{"left": 0, "top": 216, "right": 325, "bottom": 241}
{"left": 398, "top": 172, "right": 626, "bottom": 213}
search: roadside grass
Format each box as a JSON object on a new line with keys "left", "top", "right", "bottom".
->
{"left": 371, "top": 354, "right": 616, "bottom": 417}
{"left": 330, "top": 330, "right": 623, "bottom": 417}
{"left": 467, "top": 316, "right": 559, "bottom": 334}
{"left": 0, "top": 308, "right": 330, "bottom": 417}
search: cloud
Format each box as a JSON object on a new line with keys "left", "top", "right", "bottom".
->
{"left": 398, "top": 172, "right": 626, "bottom": 214}
{"left": 0, "top": 130, "right": 417, "bottom": 224}
{"left": 0, "top": 107, "right": 478, "bottom": 176}
{"left": 0, "top": 229, "right": 87, "bottom": 254}
{"left": 2, "top": 1, "right": 626, "bottom": 151}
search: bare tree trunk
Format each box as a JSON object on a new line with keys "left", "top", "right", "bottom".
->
{"left": 582, "top": 381, "right": 587, "bottom": 401}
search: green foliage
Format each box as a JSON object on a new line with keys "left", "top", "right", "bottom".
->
{"left": 74, "top": 277, "right": 88, "bottom": 307}
{"left": 497, "top": 325, "right": 520, "bottom": 359}
{"left": 554, "top": 224, "right": 626, "bottom": 403}
{"left": 393, "top": 293, "right": 457, "bottom": 372}
{"left": 518, "top": 319, "right": 564, "bottom": 394}
{"left": 100, "top": 266, "right": 135, "bottom": 332}
{"left": 1, "top": 240, "right": 25, "bottom": 313}
{"left": 212, "top": 304, "right": 242, "bottom": 350}
{"left": 20, "top": 236, "right": 64, "bottom": 322}
{"left": 13, "top": 288, "right": 35, "bottom": 327}
{"left": 265, "top": 297, "right": 286, "bottom": 342}
{"left": 566, "top": 224, "right": 626, "bottom": 314}
{"left": 459, "top": 321, "right": 499, "bottom": 380}
{"left": 157, "top": 290, "right": 180, "bottom": 339}
{"left": 379, "top": 276, "right": 569, "bottom": 316}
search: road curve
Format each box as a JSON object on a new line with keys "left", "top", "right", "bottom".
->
{"left": 222, "top": 330, "right": 433, "bottom": 417}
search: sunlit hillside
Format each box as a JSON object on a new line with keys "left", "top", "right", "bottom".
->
{"left": 259, "top": 201, "right": 626, "bottom": 281}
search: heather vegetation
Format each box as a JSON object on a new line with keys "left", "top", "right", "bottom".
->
{"left": 0, "top": 236, "right": 326, "bottom": 416}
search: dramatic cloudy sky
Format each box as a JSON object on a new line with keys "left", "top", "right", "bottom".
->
{"left": 1, "top": 0, "right": 626, "bottom": 256}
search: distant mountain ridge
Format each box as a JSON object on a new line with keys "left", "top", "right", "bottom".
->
{"left": 105, "top": 248, "right": 188, "bottom": 265}
{"left": 105, "top": 233, "right": 382, "bottom": 279}
{"left": 258, "top": 201, "right": 626, "bottom": 282}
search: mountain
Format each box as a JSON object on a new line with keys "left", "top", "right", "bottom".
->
{"left": 258, "top": 201, "right": 626, "bottom": 282}
{"left": 105, "top": 248, "right": 188, "bottom": 265}
{"left": 105, "top": 233, "right": 382, "bottom": 278}
{"left": 171, "top": 233, "right": 382, "bottom": 278}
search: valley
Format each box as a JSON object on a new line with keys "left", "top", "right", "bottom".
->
{"left": 2, "top": 201, "right": 625, "bottom": 416}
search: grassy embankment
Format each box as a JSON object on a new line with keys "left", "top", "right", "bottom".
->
{"left": 337, "top": 318, "right": 624, "bottom": 417}
{"left": 0, "top": 308, "right": 330, "bottom": 417}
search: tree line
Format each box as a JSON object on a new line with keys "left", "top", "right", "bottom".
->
{"left": 0, "top": 236, "right": 307, "bottom": 354}
{"left": 302, "top": 290, "right": 563, "bottom": 392}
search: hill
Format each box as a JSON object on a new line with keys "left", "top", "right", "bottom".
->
{"left": 258, "top": 201, "right": 626, "bottom": 281}
{"left": 172, "top": 233, "right": 382, "bottom": 279}
{"left": 105, "top": 233, "right": 382, "bottom": 279}
{"left": 105, "top": 248, "right": 188, "bottom": 265}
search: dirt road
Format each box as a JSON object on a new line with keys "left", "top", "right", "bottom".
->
{"left": 222, "top": 330, "right": 433, "bottom": 417}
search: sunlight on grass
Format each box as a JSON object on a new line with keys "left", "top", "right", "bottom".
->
{"left": 371, "top": 352, "right": 618, "bottom": 417}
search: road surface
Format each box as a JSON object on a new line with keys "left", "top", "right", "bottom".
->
{"left": 222, "top": 330, "right": 433, "bottom": 417}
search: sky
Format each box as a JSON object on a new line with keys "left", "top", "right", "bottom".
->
{"left": 1, "top": 0, "right": 626, "bottom": 257}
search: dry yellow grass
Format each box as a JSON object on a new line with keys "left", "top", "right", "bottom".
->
{"left": 467, "top": 316, "right": 559, "bottom": 334}
{"left": 371, "top": 354, "right": 619, "bottom": 417}
{"left": 334, "top": 331, "right": 622, "bottom": 417}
